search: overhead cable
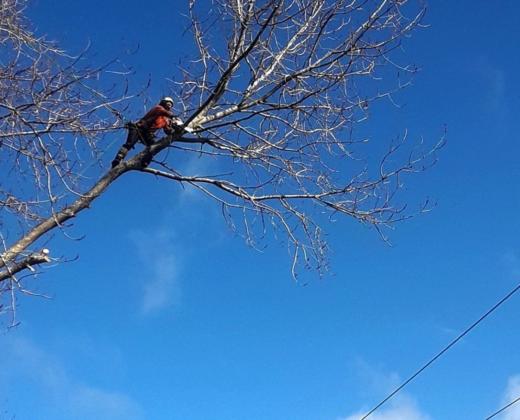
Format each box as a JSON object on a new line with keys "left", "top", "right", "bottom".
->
{"left": 360, "top": 281, "right": 520, "bottom": 420}
{"left": 485, "top": 395, "right": 520, "bottom": 420}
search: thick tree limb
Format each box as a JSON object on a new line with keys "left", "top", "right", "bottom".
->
{"left": 0, "top": 250, "right": 50, "bottom": 282}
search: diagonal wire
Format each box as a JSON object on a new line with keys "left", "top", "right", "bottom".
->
{"left": 360, "top": 281, "right": 520, "bottom": 420}
{"left": 485, "top": 395, "right": 520, "bottom": 420}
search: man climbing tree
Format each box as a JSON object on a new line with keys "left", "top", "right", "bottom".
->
{"left": 111, "top": 97, "right": 185, "bottom": 167}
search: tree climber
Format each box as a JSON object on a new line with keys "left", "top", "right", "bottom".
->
{"left": 111, "top": 97, "right": 187, "bottom": 167}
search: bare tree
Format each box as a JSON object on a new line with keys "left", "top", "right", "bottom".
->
{"left": 0, "top": 0, "right": 442, "bottom": 320}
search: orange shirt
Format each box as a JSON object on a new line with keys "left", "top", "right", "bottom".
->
{"left": 139, "top": 105, "right": 175, "bottom": 131}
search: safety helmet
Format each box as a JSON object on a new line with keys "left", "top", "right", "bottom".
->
{"left": 161, "top": 96, "right": 174, "bottom": 106}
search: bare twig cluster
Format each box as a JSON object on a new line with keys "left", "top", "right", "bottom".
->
{"left": 0, "top": 0, "right": 131, "bottom": 322}
{"left": 158, "top": 0, "right": 442, "bottom": 275}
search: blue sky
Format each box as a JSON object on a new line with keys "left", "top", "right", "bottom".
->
{"left": 1, "top": 1, "right": 520, "bottom": 419}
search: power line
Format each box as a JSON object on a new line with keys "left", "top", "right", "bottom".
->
{"left": 485, "top": 395, "right": 520, "bottom": 420}
{"left": 360, "top": 281, "right": 520, "bottom": 420}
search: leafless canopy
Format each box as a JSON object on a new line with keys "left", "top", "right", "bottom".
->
{"left": 0, "top": 0, "right": 441, "bottom": 318}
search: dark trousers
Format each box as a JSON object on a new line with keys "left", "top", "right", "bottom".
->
{"left": 112, "top": 124, "right": 155, "bottom": 166}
